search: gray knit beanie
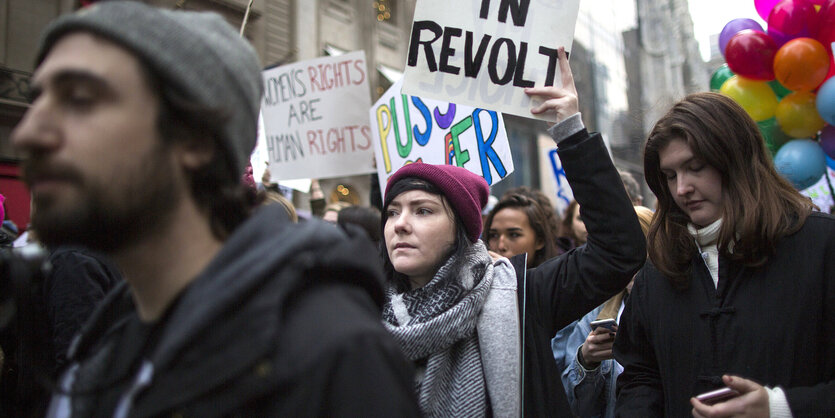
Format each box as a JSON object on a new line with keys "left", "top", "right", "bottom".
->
{"left": 36, "top": 1, "right": 263, "bottom": 177}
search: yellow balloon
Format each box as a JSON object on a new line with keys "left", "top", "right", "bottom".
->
{"left": 775, "top": 91, "right": 826, "bottom": 138}
{"left": 719, "top": 76, "right": 778, "bottom": 121}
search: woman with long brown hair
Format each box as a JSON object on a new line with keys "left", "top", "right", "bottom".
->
{"left": 614, "top": 92, "right": 835, "bottom": 417}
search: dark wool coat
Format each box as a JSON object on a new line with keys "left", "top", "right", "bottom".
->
{"left": 48, "top": 206, "right": 419, "bottom": 417}
{"left": 614, "top": 212, "right": 835, "bottom": 417}
{"left": 512, "top": 130, "right": 646, "bottom": 417}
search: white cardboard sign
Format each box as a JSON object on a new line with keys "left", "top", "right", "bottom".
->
{"left": 402, "top": 0, "right": 581, "bottom": 122}
{"left": 260, "top": 51, "right": 375, "bottom": 180}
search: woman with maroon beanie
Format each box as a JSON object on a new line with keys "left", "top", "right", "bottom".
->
{"left": 380, "top": 48, "right": 646, "bottom": 417}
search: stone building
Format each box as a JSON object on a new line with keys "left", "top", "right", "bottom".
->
{"left": 620, "top": 0, "right": 707, "bottom": 207}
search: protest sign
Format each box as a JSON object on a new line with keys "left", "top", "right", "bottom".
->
{"left": 371, "top": 78, "right": 514, "bottom": 193}
{"left": 801, "top": 166, "right": 835, "bottom": 213}
{"left": 260, "top": 50, "right": 375, "bottom": 181}
{"left": 251, "top": 113, "right": 312, "bottom": 192}
{"left": 402, "top": 0, "right": 580, "bottom": 121}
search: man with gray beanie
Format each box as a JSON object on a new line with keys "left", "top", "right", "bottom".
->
{"left": 11, "top": 1, "right": 418, "bottom": 416}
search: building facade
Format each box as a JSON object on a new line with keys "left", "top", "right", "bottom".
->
{"left": 620, "top": 0, "right": 706, "bottom": 207}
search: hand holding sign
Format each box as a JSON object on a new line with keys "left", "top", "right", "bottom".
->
{"left": 525, "top": 47, "right": 578, "bottom": 126}
{"left": 402, "top": 0, "right": 580, "bottom": 122}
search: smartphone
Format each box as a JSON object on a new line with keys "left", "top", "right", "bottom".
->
{"left": 590, "top": 318, "right": 617, "bottom": 332}
{"left": 695, "top": 387, "right": 741, "bottom": 405}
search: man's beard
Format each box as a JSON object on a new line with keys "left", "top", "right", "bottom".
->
{"left": 26, "top": 144, "right": 182, "bottom": 253}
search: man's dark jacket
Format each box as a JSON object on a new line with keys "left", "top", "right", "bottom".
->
{"left": 47, "top": 206, "right": 419, "bottom": 417}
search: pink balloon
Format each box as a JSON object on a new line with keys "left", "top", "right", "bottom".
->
{"left": 768, "top": 0, "right": 818, "bottom": 46}
{"left": 756, "top": 0, "right": 783, "bottom": 20}
{"left": 817, "top": 0, "right": 835, "bottom": 47}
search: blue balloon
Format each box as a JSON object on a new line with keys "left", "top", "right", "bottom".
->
{"left": 827, "top": 154, "right": 835, "bottom": 171}
{"left": 817, "top": 77, "right": 835, "bottom": 125}
{"left": 774, "top": 139, "right": 827, "bottom": 189}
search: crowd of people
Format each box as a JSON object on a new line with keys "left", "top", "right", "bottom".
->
{"left": 0, "top": 2, "right": 832, "bottom": 417}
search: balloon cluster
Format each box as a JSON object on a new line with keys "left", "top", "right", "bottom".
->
{"left": 710, "top": 0, "right": 835, "bottom": 189}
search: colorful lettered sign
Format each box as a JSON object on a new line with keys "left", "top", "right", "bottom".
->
{"left": 801, "top": 166, "right": 835, "bottom": 212}
{"left": 402, "top": 0, "right": 580, "bottom": 122}
{"left": 260, "top": 51, "right": 375, "bottom": 180}
{"left": 371, "top": 78, "right": 514, "bottom": 194}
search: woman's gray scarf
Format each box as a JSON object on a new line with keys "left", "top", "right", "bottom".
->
{"left": 382, "top": 240, "right": 494, "bottom": 417}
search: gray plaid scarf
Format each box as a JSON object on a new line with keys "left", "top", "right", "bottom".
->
{"left": 382, "top": 240, "right": 495, "bottom": 417}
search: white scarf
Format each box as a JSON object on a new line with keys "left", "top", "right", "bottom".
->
{"left": 687, "top": 219, "right": 722, "bottom": 288}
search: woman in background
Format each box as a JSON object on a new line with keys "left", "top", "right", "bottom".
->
{"left": 484, "top": 192, "right": 561, "bottom": 268}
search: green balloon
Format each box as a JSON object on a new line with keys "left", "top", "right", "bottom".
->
{"left": 710, "top": 64, "right": 734, "bottom": 91}
{"left": 757, "top": 117, "right": 792, "bottom": 157}
{"left": 768, "top": 80, "right": 792, "bottom": 100}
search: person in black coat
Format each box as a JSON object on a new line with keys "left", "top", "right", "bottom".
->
{"left": 614, "top": 92, "right": 835, "bottom": 417}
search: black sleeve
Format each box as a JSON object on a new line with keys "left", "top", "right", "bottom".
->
{"left": 527, "top": 130, "right": 646, "bottom": 333}
{"left": 782, "top": 226, "right": 835, "bottom": 416}
{"left": 613, "top": 268, "right": 665, "bottom": 416}
{"left": 44, "top": 249, "right": 121, "bottom": 373}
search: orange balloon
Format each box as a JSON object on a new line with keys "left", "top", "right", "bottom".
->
{"left": 774, "top": 38, "right": 830, "bottom": 92}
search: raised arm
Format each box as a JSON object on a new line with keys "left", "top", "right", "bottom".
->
{"left": 523, "top": 48, "right": 646, "bottom": 333}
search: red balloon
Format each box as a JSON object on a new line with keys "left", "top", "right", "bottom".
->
{"left": 774, "top": 38, "right": 830, "bottom": 91}
{"left": 818, "top": 1, "right": 835, "bottom": 47}
{"left": 726, "top": 30, "right": 779, "bottom": 80}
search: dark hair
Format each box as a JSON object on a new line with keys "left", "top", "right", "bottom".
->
{"left": 338, "top": 205, "right": 382, "bottom": 243}
{"left": 381, "top": 177, "right": 470, "bottom": 292}
{"left": 484, "top": 192, "right": 560, "bottom": 267}
{"left": 502, "top": 186, "right": 563, "bottom": 227}
{"left": 145, "top": 62, "right": 251, "bottom": 240}
{"left": 559, "top": 200, "right": 583, "bottom": 244}
{"left": 644, "top": 92, "right": 814, "bottom": 288}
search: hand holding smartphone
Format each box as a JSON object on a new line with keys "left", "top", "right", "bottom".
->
{"left": 695, "top": 387, "right": 741, "bottom": 405}
{"left": 590, "top": 318, "right": 617, "bottom": 333}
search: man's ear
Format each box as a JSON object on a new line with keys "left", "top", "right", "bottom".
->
{"left": 176, "top": 139, "right": 215, "bottom": 170}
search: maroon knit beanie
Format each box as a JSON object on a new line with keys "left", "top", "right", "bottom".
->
{"left": 384, "top": 163, "right": 489, "bottom": 243}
